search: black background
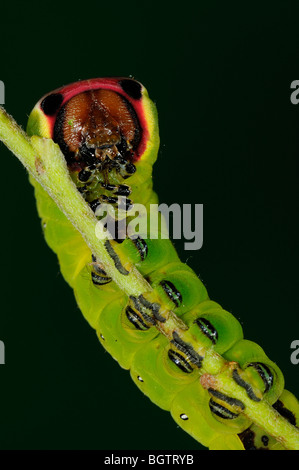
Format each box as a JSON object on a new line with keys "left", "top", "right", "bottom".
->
{"left": 0, "top": 0, "right": 298, "bottom": 450}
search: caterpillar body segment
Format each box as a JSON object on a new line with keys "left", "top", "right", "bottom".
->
{"left": 26, "top": 78, "right": 299, "bottom": 450}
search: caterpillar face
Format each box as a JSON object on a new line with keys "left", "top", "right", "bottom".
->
{"left": 52, "top": 89, "right": 141, "bottom": 169}
{"left": 29, "top": 78, "right": 157, "bottom": 194}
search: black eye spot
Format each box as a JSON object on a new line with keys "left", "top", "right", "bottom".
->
{"left": 180, "top": 413, "right": 189, "bottom": 421}
{"left": 119, "top": 79, "right": 142, "bottom": 100}
{"left": 160, "top": 280, "right": 182, "bottom": 308}
{"left": 40, "top": 93, "right": 63, "bottom": 116}
{"left": 194, "top": 317, "right": 218, "bottom": 345}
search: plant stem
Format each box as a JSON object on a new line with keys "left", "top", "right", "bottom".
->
{"left": 0, "top": 106, "right": 150, "bottom": 296}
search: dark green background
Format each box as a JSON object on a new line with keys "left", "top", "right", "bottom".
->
{"left": 0, "top": 0, "right": 298, "bottom": 450}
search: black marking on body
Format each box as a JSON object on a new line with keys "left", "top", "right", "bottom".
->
{"left": 99, "top": 181, "right": 132, "bottom": 198}
{"left": 131, "top": 236, "right": 148, "bottom": 261}
{"left": 101, "top": 195, "right": 118, "bottom": 204}
{"left": 52, "top": 105, "right": 74, "bottom": 161}
{"left": 91, "top": 271, "right": 112, "bottom": 285}
{"left": 119, "top": 79, "right": 142, "bottom": 100}
{"left": 92, "top": 262, "right": 110, "bottom": 276}
{"left": 116, "top": 136, "right": 128, "bottom": 157}
{"left": 232, "top": 368, "right": 261, "bottom": 402}
{"left": 138, "top": 295, "right": 165, "bottom": 323}
{"left": 119, "top": 197, "right": 133, "bottom": 211}
{"left": 180, "top": 414, "right": 189, "bottom": 421}
{"left": 91, "top": 255, "right": 112, "bottom": 284}
{"left": 115, "top": 184, "right": 131, "bottom": 197}
{"left": 91, "top": 192, "right": 132, "bottom": 211}
{"left": 78, "top": 168, "right": 93, "bottom": 182}
{"left": 78, "top": 185, "right": 89, "bottom": 195}
{"left": 238, "top": 429, "right": 258, "bottom": 450}
{"left": 129, "top": 296, "right": 156, "bottom": 326}
{"left": 194, "top": 317, "right": 218, "bottom": 345}
{"left": 168, "top": 349, "right": 193, "bottom": 374}
{"left": 208, "top": 388, "right": 245, "bottom": 411}
{"left": 114, "top": 155, "right": 136, "bottom": 179}
{"left": 79, "top": 142, "right": 97, "bottom": 165}
{"left": 273, "top": 399, "right": 297, "bottom": 426}
{"left": 261, "top": 435, "right": 269, "bottom": 447}
{"left": 159, "top": 280, "right": 182, "bottom": 308}
{"left": 112, "top": 219, "right": 128, "bottom": 244}
{"left": 238, "top": 428, "right": 271, "bottom": 450}
{"left": 123, "top": 162, "right": 136, "bottom": 178}
{"left": 101, "top": 182, "right": 117, "bottom": 192}
{"left": 40, "top": 93, "right": 63, "bottom": 116}
{"left": 209, "top": 400, "right": 239, "bottom": 420}
{"left": 104, "top": 240, "right": 129, "bottom": 275}
{"left": 125, "top": 306, "right": 150, "bottom": 331}
{"left": 171, "top": 331, "right": 203, "bottom": 368}
{"left": 89, "top": 199, "right": 101, "bottom": 213}
{"left": 246, "top": 362, "right": 274, "bottom": 393}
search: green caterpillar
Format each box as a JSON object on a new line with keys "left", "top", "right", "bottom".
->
{"left": 24, "top": 77, "right": 299, "bottom": 450}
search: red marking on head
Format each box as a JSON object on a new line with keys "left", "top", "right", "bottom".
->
{"left": 39, "top": 78, "right": 149, "bottom": 161}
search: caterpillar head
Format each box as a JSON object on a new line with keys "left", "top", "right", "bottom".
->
{"left": 27, "top": 77, "right": 160, "bottom": 171}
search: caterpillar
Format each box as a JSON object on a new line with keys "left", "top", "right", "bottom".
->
{"left": 14, "top": 76, "right": 297, "bottom": 450}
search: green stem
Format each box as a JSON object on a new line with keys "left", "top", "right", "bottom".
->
{"left": 0, "top": 106, "right": 150, "bottom": 296}
{"left": 1, "top": 106, "right": 299, "bottom": 450}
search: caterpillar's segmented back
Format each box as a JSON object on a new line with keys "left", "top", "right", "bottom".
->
{"left": 26, "top": 77, "right": 299, "bottom": 450}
